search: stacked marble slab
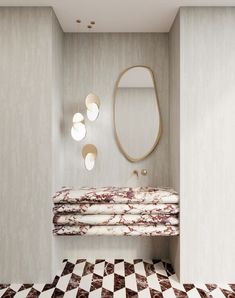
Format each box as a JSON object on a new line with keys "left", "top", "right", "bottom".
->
{"left": 52, "top": 187, "right": 179, "bottom": 236}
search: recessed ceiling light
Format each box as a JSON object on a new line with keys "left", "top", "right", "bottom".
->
{"left": 90, "top": 21, "right": 95, "bottom": 25}
{"left": 76, "top": 19, "right": 81, "bottom": 23}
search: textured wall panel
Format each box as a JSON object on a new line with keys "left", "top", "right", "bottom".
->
{"left": 169, "top": 12, "right": 181, "bottom": 280}
{"left": 0, "top": 7, "right": 63, "bottom": 283}
{"left": 180, "top": 7, "right": 235, "bottom": 282}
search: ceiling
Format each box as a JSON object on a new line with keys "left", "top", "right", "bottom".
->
{"left": 0, "top": 0, "right": 235, "bottom": 32}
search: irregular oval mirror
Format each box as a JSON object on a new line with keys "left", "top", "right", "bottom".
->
{"left": 114, "top": 66, "right": 161, "bottom": 162}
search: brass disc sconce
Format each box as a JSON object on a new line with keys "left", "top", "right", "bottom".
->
{"left": 82, "top": 144, "right": 98, "bottom": 171}
{"left": 71, "top": 112, "right": 86, "bottom": 141}
{"left": 85, "top": 93, "right": 100, "bottom": 122}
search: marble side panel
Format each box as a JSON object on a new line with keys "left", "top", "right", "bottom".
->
{"left": 53, "top": 214, "right": 179, "bottom": 226}
{"left": 53, "top": 203, "right": 179, "bottom": 215}
{"left": 53, "top": 225, "right": 179, "bottom": 236}
{"left": 53, "top": 187, "right": 179, "bottom": 204}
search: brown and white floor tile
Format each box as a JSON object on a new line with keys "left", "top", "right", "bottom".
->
{"left": 0, "top": 260, "right": 234, "bottom": 297}
{"left": 125, "top": 273, "right": 138, "bottom": 293}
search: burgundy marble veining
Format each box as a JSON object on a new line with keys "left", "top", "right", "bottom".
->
{"left": 53, "top": 213, "right": 179, "bottom": 226}
{"left": 205, "top": 284, "right": 217, "bottom": 292}
{"left": 143, "top": 261, "right": 156, "bottom": 276}
{"left": 101, "top": 288, "right": 114, "bottom": 297}
{"left": 124, "top": 262, "right": 135, "bottom": 276}
{"left": 66, "top": 273, "right": 81, "bottom": 291}
{"left": 53, "top": 186, "right": 179, "bottom": 204}
{"left": 61, "top": 262, "right": 75, "bottom": 276}
{"left": 90, "top": 273, "right": 103, "bottom": 292}
{"left": 173, "top": 288, "right": 189, "bottom": 298}
{"left": 183, "top": 284, "right": 195, "bottom": 292}
{"left": 159, "top": 279, "right": 172, "bottom": 292}
{"left": 53, "top": 203, "right": 179, "bottom": 215}
{"left": 76, "top": 288, "right": 89, "bottom": 297}
{"left": 126, "top": 288, "right": 139, "bottom": 297}
{"left": 135, "top": 273, "right": 148, "bottom": 291}
{"left": 82, "top": 262, "right": 94, "bottom": 276}
{"left": 104, "top": 262, "right": 114, "bottom": 276}
{"left": 0, "top": 259, "right": 234, "bottom": 298}
{"left": 150, "top": 288, "right": 164, "bottom": 298}
{"left": 114, "top": 273, "right": 125, "bottom": 292}
{"left": 197, "top": 288, "right": 213, "bottom": 298}
{"left": 53, "top": 224, "right": 180, "bottom": 236}
{"left": 52, "top": 186, "right": 180, "bottom": 237}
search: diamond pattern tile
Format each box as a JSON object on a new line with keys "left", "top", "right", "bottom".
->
{"left": 0, "top": 260, "right": 234, "bottom": 297}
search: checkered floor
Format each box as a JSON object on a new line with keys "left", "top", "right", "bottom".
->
{"left": 0, "top": 259, "right": 234, "bottom": 297}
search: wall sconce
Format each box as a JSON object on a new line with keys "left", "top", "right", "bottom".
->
{"left": 71, "top": 112, "right": 86, "bottom": 141}
{"left": 85, "top": 93, "right": 100, "bottom": 122}
{"left": 82, "top": 144, "right": 97, "bottom": 171}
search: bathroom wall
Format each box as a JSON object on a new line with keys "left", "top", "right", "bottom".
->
{"left": 169, "top": 12, "right": 180, "bottom": 280}
{"left": 0, "top": 7, "right": 63, "bottom": 283}
{"left": 52, "top": 11, "right": 64, "bottom": 193}
{"left": 51, "top": 10, "right": 65, "bottom": 281}
{"left": 63, "top": 33, "right": 169, "bottom": 187}
{"left": 180, "top": 7, "right": 235, "bottom": 282}
{"left": 176, "top": 7, "right": 235, "bottom": 282}
{"left": 52, "top": 33, "right": 170, "bottom": 272}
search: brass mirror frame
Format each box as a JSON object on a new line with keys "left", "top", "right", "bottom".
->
{"left": 113, "top": 65, "right": 162, "bottom": 163}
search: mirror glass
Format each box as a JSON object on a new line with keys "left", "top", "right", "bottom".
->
{"left": 114, "top": 66, "right": 161, "bottom": 162}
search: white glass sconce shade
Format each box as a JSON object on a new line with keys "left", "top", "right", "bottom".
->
{"left": 85, "top": 93, "right": 100, "bottom": 121}
{"left": 73, "top": 112, "right": 84, "bottom": 123}
{"left": 71, "top": 112, "right": 86, "bottom": 141}
{"left": 87, "top": 102, "right": 99, "bottom": 122}
{"left": 71, "top": 124, "right": 86, "bottom": 141}
{"left": 84, "top": 153, "right": 95, "bottom": 171}
{"left": 82, "top": 144, "right": 97, "bottom": 171}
